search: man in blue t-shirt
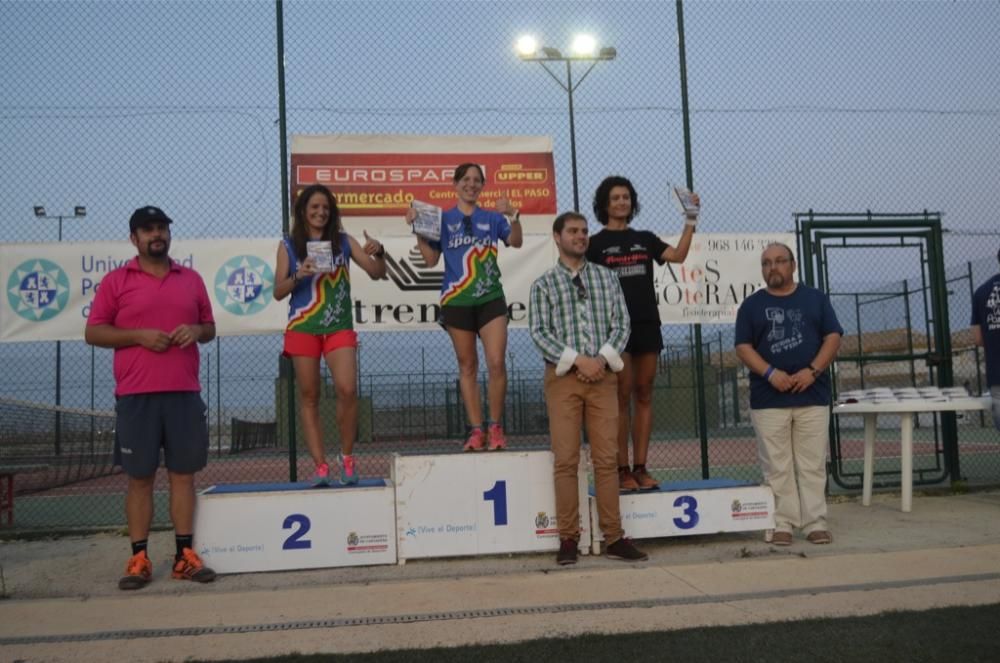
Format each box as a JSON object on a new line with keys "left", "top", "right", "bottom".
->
{"left": 735, "top": 243, "right": 843, "bottom": 547}
{"left": 971, "top": 247, "right": 1000, "bottom": 431}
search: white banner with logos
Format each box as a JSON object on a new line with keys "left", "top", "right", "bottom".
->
{"left": 0, "top": 235, "right": 554, "bottom": 341}
{"left": 655, "top": 232, "right": 795, "bottom": 324}
{"left": 0, "top": 232, "right": 791, "bottom": 341}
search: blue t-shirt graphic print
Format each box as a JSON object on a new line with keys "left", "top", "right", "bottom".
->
{"left": 735, "top": 284, "right": 843, "bottom": 409}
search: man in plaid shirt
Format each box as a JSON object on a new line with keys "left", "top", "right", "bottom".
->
{"left": 529, "top": 211, "right": 649, "bottom": 565}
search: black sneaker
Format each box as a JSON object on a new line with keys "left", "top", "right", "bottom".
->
{"left": 605, "top": 537, "right": 648, "bottom": 561}
{"left": 556, "top": 538, "right": 578, "bottom": 565}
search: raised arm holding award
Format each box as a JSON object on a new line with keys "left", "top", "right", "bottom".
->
{"left": 410, "top": 200, "right": 442, "bottom": 242}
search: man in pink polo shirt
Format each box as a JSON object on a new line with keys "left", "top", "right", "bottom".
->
{"left": 86, "top": 206, "right": 217, "bottom": 590}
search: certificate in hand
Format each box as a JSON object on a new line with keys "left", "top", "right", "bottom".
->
{"left": 671, "top": 184, "right": 700, "bottom": 217}
{"left": 307, "top": 240, "right": 334, "bottom": 272}
{"left": 410, "top": 200, "right": 442, "bottom": 242}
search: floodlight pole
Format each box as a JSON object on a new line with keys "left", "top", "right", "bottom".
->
{"left": 34, "top": 205, "right": 86, "bottom": 455}
{"left": 519, "top": 50, "right": 616, "bottom": 212}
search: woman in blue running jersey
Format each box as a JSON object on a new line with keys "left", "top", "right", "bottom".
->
{"left": 404, "top": 163, "right": 523, "bottom": 451}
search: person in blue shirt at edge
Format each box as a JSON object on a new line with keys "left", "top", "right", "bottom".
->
{"left": 405, "top": 163, "right": 523, "bottom": 451}
{"left": 274, "top": 184, "right": 387, "bottom": 486}
{"left": 971, "top": 246, "right": 1000, "bottom": 431}
{"left": 735, "top": 242, "right": 843, "bottom": 547}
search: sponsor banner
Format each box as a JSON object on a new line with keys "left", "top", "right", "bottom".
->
{"left": 1, "top": 232, "right": 789, "bottom": 341}
{"left": 0, "top": 235, "right": 555, "bottom": 341}
{"left": 656, "top": 233, "right": 795, "bottom": 324}
{"left": 292, "top": 134, "right": 558, "bottom": 236}
{"left": 2, "top": 238, "right": 286, "bottom": 342}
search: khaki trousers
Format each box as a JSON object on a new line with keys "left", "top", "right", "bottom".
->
{"left": 543, "top": 365, "right": 623, "bottom": 543}
{"left": 750, "top": 405, "right": 830, "bottom": 535}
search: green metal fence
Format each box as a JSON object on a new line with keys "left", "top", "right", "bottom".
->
{"left": 1, "top": 0, "right": 999, "bottom": 531}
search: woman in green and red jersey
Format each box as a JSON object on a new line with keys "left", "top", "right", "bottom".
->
{"left": 274, "top": 184, "right": 387, "bottom": 486}
{"left": 405, "top": 163, "right": 523, "bottom": 451}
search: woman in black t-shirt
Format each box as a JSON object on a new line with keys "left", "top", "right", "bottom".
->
{"left": 587, "top": 176, "right": 700, "bottom": 491}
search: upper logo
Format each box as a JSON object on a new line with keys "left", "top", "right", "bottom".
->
{"left": 6, "top": 259, "right": 70, "bottom": 322}
{"left": 214, "top": 255, "right": 273, "bottom": 316}
{"left": 384, "top": 247, "right": 444, "bottom": 292}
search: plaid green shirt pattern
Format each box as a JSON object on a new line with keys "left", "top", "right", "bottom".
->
{"left": 529, "top": 259, "right": 630, "bottom": 374}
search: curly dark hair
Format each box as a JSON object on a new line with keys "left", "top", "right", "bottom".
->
{"left": 290, "top": 184, "right": 342, "bottom": 261}
{"left": 592, "top": 175, "right": 639, "bottom": 226}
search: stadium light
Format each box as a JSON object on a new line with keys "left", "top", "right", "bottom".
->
{"left": 515, "top": 35, "right": 617, "bottom": 211}
{"left": 32, "top": 204, "right": 87, "bottom": 455}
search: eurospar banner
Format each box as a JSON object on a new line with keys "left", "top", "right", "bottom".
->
{"left": 290, "top": 134, "right": 558, "bottom": 233}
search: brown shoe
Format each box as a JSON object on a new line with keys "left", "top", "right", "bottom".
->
{"left": 618, "top": 466, "right": 639, "bottom": 492}
{"left": 556, "top": 538, "right": 578, "bottom": 565}
{"left": 632, "top": 466, "right": 659, "bottom": 491}
{"left": 806, "top": 530, "right": 833, "bottom": 545}
{"left": 770, "top": 531, "right": 793, "bottom": 546}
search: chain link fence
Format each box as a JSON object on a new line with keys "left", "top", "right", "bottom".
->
{"left": 1, "top": 1, "right": 998, "bottom": 531}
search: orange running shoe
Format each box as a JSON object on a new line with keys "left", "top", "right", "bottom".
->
{"left": 118, "top": 551, "right": 152, "bottom": 591}
{"left": 172, "top": 547, "right": 217, "bottom": 583}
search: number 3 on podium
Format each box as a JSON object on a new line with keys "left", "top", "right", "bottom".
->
{"left": 673, "top": 495, "right": 700, "bottom": 530}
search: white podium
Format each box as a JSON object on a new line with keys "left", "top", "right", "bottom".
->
{"left": 393, "top": 450, "right": 590, "bottom": 561}
{"left": 193, "top": 479, "right": 397, "bottom": 573}
{"left": 589, "top": 479, "right": 775, "bottom": 553}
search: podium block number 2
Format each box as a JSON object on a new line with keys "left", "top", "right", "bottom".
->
{"left": 282, "top": 513, "right": 313, "bottom": 550}
{"left": 483, "top": 480, "right": 508, "bottom": 526}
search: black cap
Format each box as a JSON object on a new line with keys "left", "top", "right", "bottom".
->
{"left": 129, "top": 206, "right": 173, "bottom": 232}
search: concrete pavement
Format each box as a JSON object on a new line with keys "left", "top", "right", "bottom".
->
{"left": 1, "top": 490, "right": 999, "bottom": 661}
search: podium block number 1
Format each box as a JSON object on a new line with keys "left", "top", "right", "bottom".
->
{"left": 282, "top": 513, "right": 313, "bottom": 550}
{"left": 483, "top": 480, "right": 508, "bottom": 526}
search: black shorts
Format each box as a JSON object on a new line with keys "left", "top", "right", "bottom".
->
{"left": 114, "top": 392, "right": 209, "bottom": 478}
{"left": 441, "top": 297, "right": 508, "bottom": 333}
{"left": 625, "top": 320, "right": 664, "bottom": 355}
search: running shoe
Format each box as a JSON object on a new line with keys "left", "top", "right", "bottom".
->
{"left": 618, "top": 466, "right": 639, "bottom": 492}
{"left": 118, "top": 551, "right": 152, "bottom": 591}
{"left": 462, "top": 427, "right": 486, "bottom": 452}
{"left": 311, "top": 462, "right": 330, "bottom": 487}
{"left": 487, "top": 424, "right": 507, "bottom": 451}
{"left": 339, "top": 453, "right": 359, "bottom": 485}
{"left": 632, "top": 466, "right": 660, "bottom": 491}
{"left": 172, "top": 547, "right": 217, "bottom": 583}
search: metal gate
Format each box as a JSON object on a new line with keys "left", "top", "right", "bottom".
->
{"left": 796, "top": 212, "right": 961, "bottom": 490}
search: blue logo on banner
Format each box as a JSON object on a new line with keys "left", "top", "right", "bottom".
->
{"left": 214, "top": 255, "right": 273, "bottom": 316}
{"left": 6, "top": 259, "right": 70, "bottom": 322}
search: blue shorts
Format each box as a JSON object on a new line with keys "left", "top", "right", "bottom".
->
{"left": 114, "top": 392, "right": 209, "bottom": 478}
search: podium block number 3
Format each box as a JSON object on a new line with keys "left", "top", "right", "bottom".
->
{"left": 282, "top": 513, "right": 313, "bottom": 550}
{"left": 672, "top": 495, "right": 700, "bottom": 530}
{"left": 483, "top": 480, "right": 508, "bottom": 526}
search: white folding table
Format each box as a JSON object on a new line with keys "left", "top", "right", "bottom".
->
{"left": 832, "top": 396, "right": 990, "bottom": 512}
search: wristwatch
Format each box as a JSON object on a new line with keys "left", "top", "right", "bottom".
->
{"left": 808, "top": 364, "right": 821, "bottom": 378}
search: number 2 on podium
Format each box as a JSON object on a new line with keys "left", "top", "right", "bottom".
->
{"left": 282, "top": 513, "right": 312, "bottom": 549}
{"left": 483, "top": 480, "right": 508, "bottom": 526}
